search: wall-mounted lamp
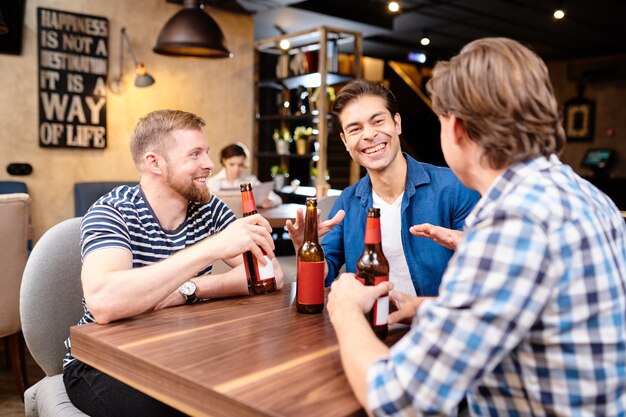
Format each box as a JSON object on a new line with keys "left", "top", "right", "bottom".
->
{"left": 154, "top": 0, "right": 232, "bottom": 58}
{"left": 109, "top": 27, "right": 155, "bottom": 94}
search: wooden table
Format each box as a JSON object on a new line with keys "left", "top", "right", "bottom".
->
{"left": 259, "top": 203, "right": 301, "bottom": 228}
{"left": 70, "top": 283, "right": 407, "bottom": 417}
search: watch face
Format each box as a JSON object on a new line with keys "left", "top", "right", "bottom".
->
{"left": 179, "top": 281, "right": 197, "bottom": 296}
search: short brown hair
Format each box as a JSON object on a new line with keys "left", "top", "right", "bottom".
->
{"left": 220, "top": 143, "right": 246, "bottom": 165}
{"left": 332, "top": 80, "right": 399, "bottom": 130}
{"left": 426, "top": 37, "right": 566, "bottom": 169}
{"left": 130, "top": 110, "right": 206, "bottom": 166}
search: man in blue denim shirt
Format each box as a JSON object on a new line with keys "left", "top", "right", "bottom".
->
{"left": 287, "top": 80, "right": 479, "bottom": 295}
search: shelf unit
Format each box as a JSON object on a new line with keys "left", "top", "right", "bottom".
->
{"left": 253, "top": 26, "right": 362, "bottom": 197}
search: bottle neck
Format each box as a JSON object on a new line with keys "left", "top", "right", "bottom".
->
{"left": 303, "top": 206, "right": 319, "bottom": 243}
{"left": 364, "top": 216, "right": 381, "bottom": 245}
{"left": 241, "top": 190, "right": 257, "bottom": 216}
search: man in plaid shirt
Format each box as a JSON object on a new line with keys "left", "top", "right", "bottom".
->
{"left": 328, "top": 37, "right": 626, "bottom": 416}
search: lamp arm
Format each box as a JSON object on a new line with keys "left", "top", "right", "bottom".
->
{"left": 121, "top": 27, "right": 140, "bottom": 67}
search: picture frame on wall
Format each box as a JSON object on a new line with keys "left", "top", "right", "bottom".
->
{"left": 563, "top": 96, "right": 595, "bottom": 142}
{"left": 0, "top": 0, "right": 26, "bottom": 55}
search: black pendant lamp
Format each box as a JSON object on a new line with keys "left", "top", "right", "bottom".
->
{"left": 154, "top": 0, "right": 232, "bottom": 58}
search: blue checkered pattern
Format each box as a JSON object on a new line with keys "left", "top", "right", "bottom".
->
{"left": 368, "top": 155, "right": 626, "bottom": 416}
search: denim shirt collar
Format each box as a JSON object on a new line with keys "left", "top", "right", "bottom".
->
{"left": 354, "top": 152, "right": 431, "bottom": 206}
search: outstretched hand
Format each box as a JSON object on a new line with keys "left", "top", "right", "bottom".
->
{"left": 410, "top": 223, "right": 463, "bottom": 250}
{"left": 285, "top": 209, "right": 345, "bottom": 251}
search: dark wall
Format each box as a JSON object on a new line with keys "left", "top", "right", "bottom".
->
{"left": 385, "top": 67, "right": 446, "bottom": 167}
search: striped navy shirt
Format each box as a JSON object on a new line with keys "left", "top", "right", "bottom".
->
{"left": 64, "top": 185, "right": 236, "bottom": 368}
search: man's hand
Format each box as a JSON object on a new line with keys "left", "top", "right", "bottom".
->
{"left": 410, "top": 223, "right": 463, "bottom": 250}
{"left": 328, "top": 273, "right": 393, "bottom": 324}
{"left": 388, "top": 291, "right": 432, "bottom": 325}
{"left": 285, "top": 209, "right": 345, "bottom": 250}
{"left": 210, "top": 214, "right": 275, "bottom": 262}
{"left": 272, "top": 257, "right": 285, "bottom": 290}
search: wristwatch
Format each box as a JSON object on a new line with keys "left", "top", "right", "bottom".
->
{"left": 178, "top": 280, "right": 197, "bottom": 305}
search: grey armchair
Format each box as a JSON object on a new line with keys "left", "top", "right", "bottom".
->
{"left": 20, "top": 217, "right": 88, "bottom": 416}
{"left": 0, "top": 193, "right": 31, "bottom": 396}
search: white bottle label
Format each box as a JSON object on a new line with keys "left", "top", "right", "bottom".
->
{"left": 374, "top": 296, "right": 389, "bottom": 326}
{"left": 258, "top": 255, "right": 275, "bottom": 280}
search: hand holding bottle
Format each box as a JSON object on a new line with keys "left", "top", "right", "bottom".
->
{"left": 328, "top": 272, "right": 394, "bottom": 322}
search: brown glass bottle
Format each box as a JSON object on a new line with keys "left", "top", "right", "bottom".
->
{"left": 240, "top": 182, "right": 276, "bottom": 295}
{"left": 355, "top": 208, "right": 389, "bottom": 339}
{"left": 296, "top": 197, "right": 325, "bottom": 313}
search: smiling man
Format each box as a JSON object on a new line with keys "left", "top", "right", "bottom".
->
{"left": 63, "top": 109, "right": 283, "bottom": 417}
{"left": 288, "top": 80, "right": 478, "bottom": 296}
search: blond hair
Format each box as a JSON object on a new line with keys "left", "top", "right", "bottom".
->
{"left": 130, "top": 110, "right": 206, "bottom": 166}
{"left": 427, "top": 37, "right": 566, "bottom": 169}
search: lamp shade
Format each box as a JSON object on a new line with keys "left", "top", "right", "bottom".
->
{"left": 153, "top": 1, "right": 231, "bottom": 58}
{"left": 134, "top": 64, "right": 155, "bottom": 87}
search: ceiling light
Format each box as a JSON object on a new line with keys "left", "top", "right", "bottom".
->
{"left": 553, "top": 8, "right": 565, "bottom": 19}
{"left": 388, "top": 1, "right": 400, "bottom": 13}
{"left": 420, "top": 31, "right": 430, "bottom": 46}
{"left": 154, "top": 0, "right": 232, "bottom": 59}
{"left": 279, "top": 39, "right": 291, "bottom": 50}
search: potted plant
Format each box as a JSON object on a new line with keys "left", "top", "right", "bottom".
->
{"left": 272, "top": 128, "right": 292, "bottom": 155}
{"left": 270, "top": 165, "right": 289, "bottom": 191}
{"left": 293, "top": 126, "right": 314, "bottom": 155}
{"left": 309, "top": 167, "right": 330, "bottom": 188}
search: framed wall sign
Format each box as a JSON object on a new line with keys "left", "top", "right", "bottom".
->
{"left": 563, "top": 93, "right": 595, "bottom": 143}
{"left": 37, "top": 8, "right": 109, "bottom": 149}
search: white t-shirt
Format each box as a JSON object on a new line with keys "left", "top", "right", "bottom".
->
{"left": 372, "top": 191, "right": 416, "bottom": 296}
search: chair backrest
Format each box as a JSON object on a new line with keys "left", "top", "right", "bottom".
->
{"left": 318, "top": 194, "right": 339, "bottom": 221}
{"left": 74, "top": 181, "right": 136, "bottom": 216}
{"left": 20, "top": 217, "right": 84, "bottom": 376}
{"left": 0, "top": 193, "right": 30, "bottom": 338}
{"left": 212, "top": 191, "right": 243, "bottom": 218}
{"left": 0, "top": 181, "right": 28, "bottom": 194}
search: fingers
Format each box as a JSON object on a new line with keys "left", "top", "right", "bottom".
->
{"left": 272, "top": 258, "right": 285, "bottom": 289}
{"left": 242, "top": 213, "right": 272, "bottom": 233}
{"left": 319, "top": 209, "right": 345, "bottom": 237}
{"left": 409, "top": 223, "right": 433, "bottom": 237}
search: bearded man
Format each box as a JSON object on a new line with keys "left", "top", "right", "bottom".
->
{"left": 63, "top": 109, "right": 283, "bottom": 417}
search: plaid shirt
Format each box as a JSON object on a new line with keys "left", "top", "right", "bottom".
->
{"left": 368, "top": 155, "right": 626, "bottom": 416}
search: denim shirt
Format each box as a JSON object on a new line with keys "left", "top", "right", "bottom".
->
{"left": 322, "top": 153, "right": 480, "bottom": 295}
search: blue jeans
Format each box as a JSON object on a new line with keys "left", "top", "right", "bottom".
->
{"left": 63, "top": 359, "right": 186, "bottom": 417}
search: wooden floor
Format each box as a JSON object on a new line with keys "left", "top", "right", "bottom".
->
{"left": 0, "top": 338, "right": 45, "bottom": 417}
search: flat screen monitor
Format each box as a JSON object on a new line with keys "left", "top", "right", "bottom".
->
{"left": 581, "top": 149, "right": 615, "bottom": 169}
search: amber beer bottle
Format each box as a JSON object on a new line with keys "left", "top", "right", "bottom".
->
{"left": 240, "top": 182, "right": 276, "bottom": 295}
{"left": 296, "top": 197, "right": 325, "bottom": 313}
{"left": 356, "top": 208, "right": 390, "bottom": 339}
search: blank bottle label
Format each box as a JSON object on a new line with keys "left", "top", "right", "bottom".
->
{"left": 374, "top": 296, "right": 389, "bottom": 325}
{"left": 258, "top": 255, "right": 275, "bottom": 280}
{"left": 297, "top": 261, "right": 325, "bottom": 304}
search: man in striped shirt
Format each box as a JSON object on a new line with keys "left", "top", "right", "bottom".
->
{"left": 327, "top": 38, "right": 626, "bottom": 416}
{"left": 63, "top": 110, "right": 284, "bottom": 417}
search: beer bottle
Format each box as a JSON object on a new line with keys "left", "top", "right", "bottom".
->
{"left": 240, "top": 182, "right": 276, "bottom": 295}
{"left": 296, "top": 197, "right": 325, "bottom": 313}
{"left": 355, "top": 208, "right": 389, "bottom": 339}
